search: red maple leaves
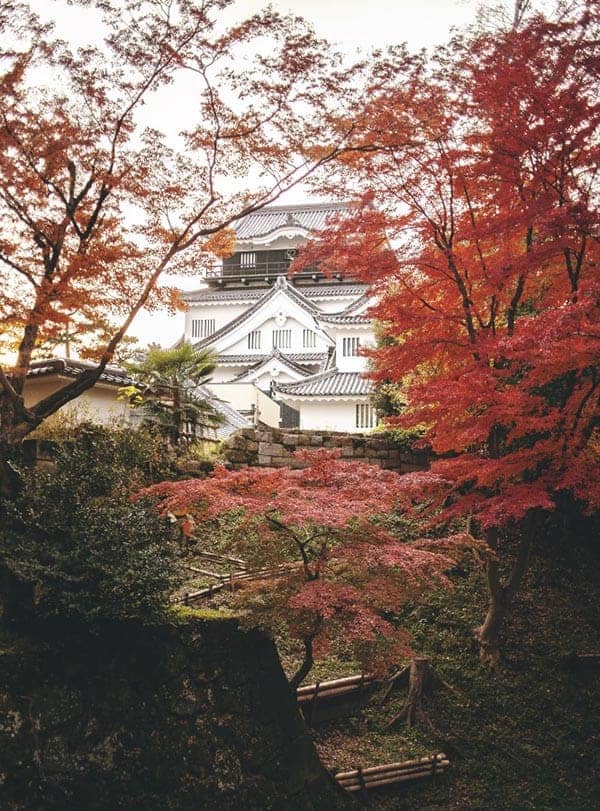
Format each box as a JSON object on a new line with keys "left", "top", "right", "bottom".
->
{"left": 298, "top": 5, "right": 600, "bottom": 529}
{"left": 144, "top": 450, "right": 468, "bottom": 679}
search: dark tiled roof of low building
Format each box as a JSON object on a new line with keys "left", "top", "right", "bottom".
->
{"left": 275, "top": 368, "right": 374, "bottom": 397}
{"left": 234, "top": 202, "right": 349, "bottom": 240}
{"left": 27, "top": 358, "right": 134, "bottom": 387}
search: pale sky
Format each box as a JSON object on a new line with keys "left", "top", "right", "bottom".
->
{"left": 31, "top": 0, "right": 480, "bottom": 351}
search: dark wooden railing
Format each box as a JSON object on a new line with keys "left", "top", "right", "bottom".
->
{"left": 205, "top": 260, "right": 329, "bottom": 283}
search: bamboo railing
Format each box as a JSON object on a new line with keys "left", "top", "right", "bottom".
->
{"left": 335, "top": 753, "right": 449, "bottom": 792}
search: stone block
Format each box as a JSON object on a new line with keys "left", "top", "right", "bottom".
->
{"left": 225, "top": 435, "right": 247, "bottom": 450}
{"left": 259, "top": 442, "right": 286, "bottom": 456}
{"left": 225, "top": 450, "right": 248, "bottom": 463}
{"left": 245, "top": 441, "right": 259, "bottom": 453}
{"left": 295, "top": 433, "right": 310, "bottom": 446}
{"left": 281, "top": 433, "right": 299, "bottom": 446}
{"left": 309, "top": 435, "right": 323, "bottom": 446}
{"left": 258, "top": 455, "right": 272, "bottom": 466}
{"left": 256, "top": 431, "right": 273, "bottom": 443}
{"left": 270, "top": 457, "right": 292, "bottom": 468}
{"left": 340, "top": 446, "right": 355, "bottom": 458}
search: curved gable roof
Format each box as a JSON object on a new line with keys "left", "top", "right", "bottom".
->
{"left": 192, "top": 277, "right": 325, "bottom": 351}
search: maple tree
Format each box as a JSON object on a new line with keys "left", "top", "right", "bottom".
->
{"left": 0, "top": 0, "right": 372, "bottom": 483}
{"left": 144, "top": 449, "right": 468, "bottom": 687}
{"left": 299, "top": 3, "right": 600, "bottom": 664}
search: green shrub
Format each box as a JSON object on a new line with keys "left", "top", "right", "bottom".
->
{"left": 0, "top": 424, "right": 182, "bottom": 623}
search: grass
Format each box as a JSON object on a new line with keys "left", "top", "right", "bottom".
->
{"left": 305, "top": 532, "right": 600, "bottom": 810}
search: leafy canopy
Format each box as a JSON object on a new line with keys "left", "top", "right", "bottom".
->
{"left": 0, "top": 0, "right": 371, "bottom": 446}
{"left": 144, "top": 450, "right": 472, "bottom": 680}
{"left": 299, "top": 4, "right": 600, "bottom": 529}
{"left": 0, "top": 424, "right": 182, "bottom": 622}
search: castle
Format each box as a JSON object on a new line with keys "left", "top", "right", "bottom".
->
{"left": 182, "top": 202, "right": 378, "bottom": 432}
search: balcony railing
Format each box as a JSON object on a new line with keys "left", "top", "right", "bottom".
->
{"left": 205, "top": 259, "right": 324, "bottom": 284}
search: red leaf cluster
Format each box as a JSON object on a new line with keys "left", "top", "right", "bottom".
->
{"left": 300, "top": 6, "right": 600, "bottom": 528}
{"left": 143, "top": 450, "right": 468, "bottom": 673}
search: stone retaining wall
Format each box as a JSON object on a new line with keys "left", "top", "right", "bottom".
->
{"left": 221, "top": 427, "right": 429, "bottom": 473}
{"left": 0, "top": 615, "right": 351, "bottom": 809}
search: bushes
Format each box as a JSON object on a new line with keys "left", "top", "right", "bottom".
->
{"left": 0, "top": 424, "right": 183, "bottom": 624}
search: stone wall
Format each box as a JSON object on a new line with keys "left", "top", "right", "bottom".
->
{"left": 222, "top": 427, "right": 429, "bottom": 473}
{"left": 0, "top": 614, "right": 351, "bottom": 810}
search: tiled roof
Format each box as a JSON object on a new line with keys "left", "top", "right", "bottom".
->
{"left": 319, "top": 314, "right": 371, "bottom": 325}
{"left": 218, "top": 352, "right": 327, "bottom": 365}
{"left": 183, "top": 282, "right": 368, "bottom": 304}
{"left": 192, "top": 277, "right": 319, "bottom": 350}
{"left": 234, "top": 202, "right": 349, "bottom": 240}
{"left": 26, "top": 358, "right": 134, "bottom": 387}
{"left": 275, "top": 368, "right": 374, "bottom": 398}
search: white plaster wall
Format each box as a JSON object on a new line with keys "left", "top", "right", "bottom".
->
{"left": 207, "top": 383, "right": 281, "bottom": 428}
{"left": 282, "top": 398, "right": 370, "bottom": 432}
{"left": 184, "top": 302, "right": 249, "bottom": 342}
{"left": 225, "top": 316, "right": 329, "bottom": 356}
{"left": 249, "top": 367, "right": 302, "bottom": 390}
{"left": 24, "top": 378, "right": 130, "bottom": 425}
{"left": 209, "top": 366, "right": 245, "bottom": 383}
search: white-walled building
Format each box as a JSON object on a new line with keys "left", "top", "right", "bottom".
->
{"left": 183, "top": 203, "right": 378, "bottom": 432}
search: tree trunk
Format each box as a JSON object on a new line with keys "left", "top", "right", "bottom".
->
{"left": 289, "top": 637, "right": 315, "bottom": 692}
{"left": 474, "top": 525, "right": 533, "bottom": 667}
{"left": 387, "top": 657, "right": 430, "bottom": 728}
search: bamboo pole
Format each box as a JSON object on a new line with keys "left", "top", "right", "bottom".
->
{"left": 181, "top": 582, "right": 226, "bottom": 601}
{"left": 335, "top": 754, "right": 447, "bottom": 780}
{"left": 188, "top": 566, "right": 223, "bottom": 578}
{"left": 296, "top": 673, "right": 374, "bottom": 696}
{"left": 338, "top": 761, "right": 449, "bottom": 789}
{"left": 297, "top": 683, "right": 373, "bottom": 703}
{"left": 195, "top": 551, "right": 246, "bottom": 567}
{"left": 336, "top": 760, "right": 449, "bottom": 786}
{"left": 342, "top": 766, "right": 448, "bottom": 791}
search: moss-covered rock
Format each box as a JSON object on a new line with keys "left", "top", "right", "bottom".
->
{"left": 0, "top": 614, "right": 351, "bottom": 810}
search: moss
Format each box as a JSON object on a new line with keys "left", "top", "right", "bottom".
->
{"left": 168, "top": 605, "right": 237, "bottom": 622}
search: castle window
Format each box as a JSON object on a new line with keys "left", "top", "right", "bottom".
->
{"left": 303, "top": 329, "right": 317, "bottom": 348}
{"left": 191, "top": 318, "right": 216, "bottom": 339}
{"left": 272, "top": 329, "right": 292, "bottom": 349}
{"left": 356, "top": 404, "right": 377, "bottom": 429}
{"left": 343, "top": 336, "right": 360, "bottom": 356}
{"left": 247, "top": 330, "right": 261, "bottom": 350}
{"left": 240, "top": 251, "right": 256, "bottom": 269}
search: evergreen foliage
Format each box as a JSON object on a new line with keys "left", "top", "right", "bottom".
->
{"left": 0, "top": 425, "right": 182, "bottom": 623}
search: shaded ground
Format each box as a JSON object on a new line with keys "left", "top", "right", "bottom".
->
{"left": 305, "top": 534, "right": 600, "bottom": 809}
{"left": 177, "top": 530, "right": 600, "bottom": 809}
